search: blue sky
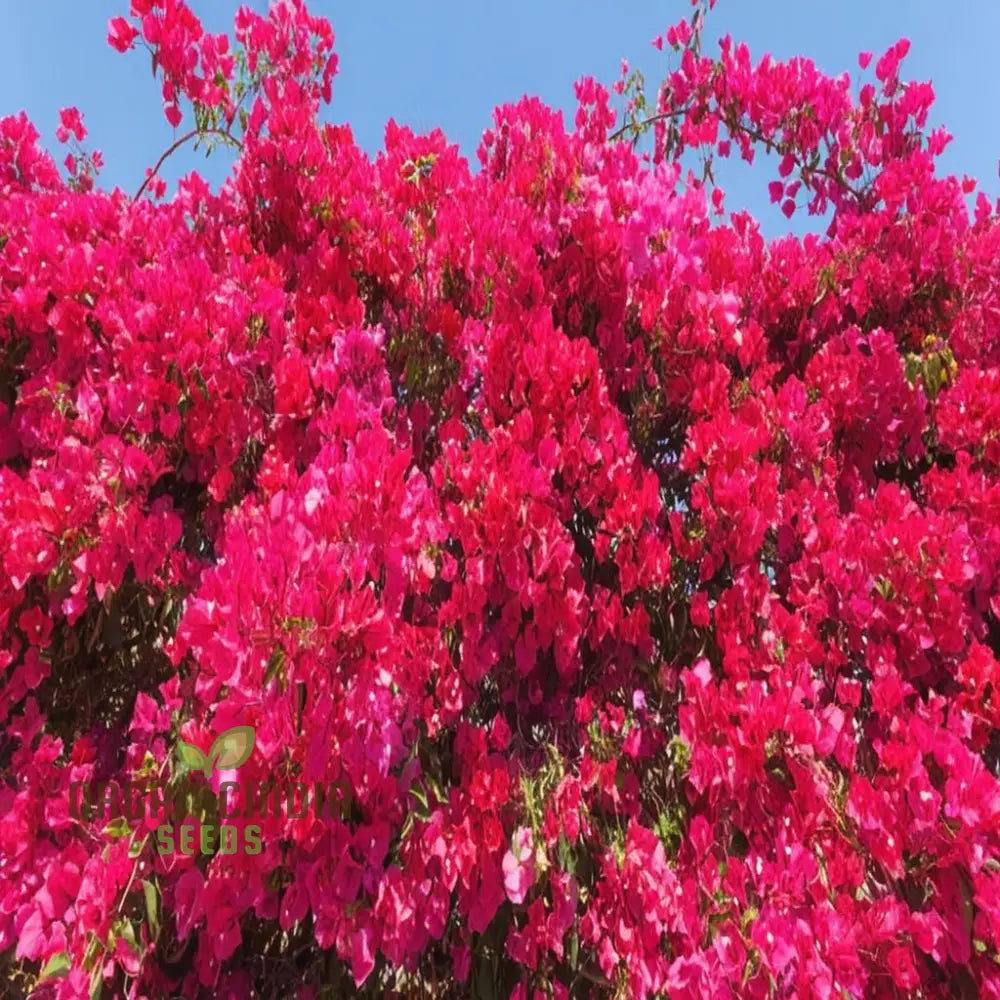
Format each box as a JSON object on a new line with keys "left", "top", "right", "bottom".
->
{"left": 2, "top": 1, "right": 997, "bottom": 234}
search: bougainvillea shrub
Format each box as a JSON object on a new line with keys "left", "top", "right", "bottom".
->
{"left": 3, "top": 0, "right": 1000, "bottom": 996}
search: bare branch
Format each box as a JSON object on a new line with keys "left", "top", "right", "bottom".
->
{"left": 133, "top": 127, "right": 241, "bottom": 203}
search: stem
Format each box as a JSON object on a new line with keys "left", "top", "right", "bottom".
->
{"left": 730, "top": 118, "right": 864, "bottom": 201}
{"left": 608, "top": 104, "right": 864, "bottom": 202}
{"left": 115, "top": 832, "right": 150, "bottom": 916}
{"left": 133, "top": 127, "right": 241, "bottom": 202}
{"left": 608, "top": 107, "right": 690, "bottom": 144}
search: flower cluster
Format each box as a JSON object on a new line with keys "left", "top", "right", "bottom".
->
{"left": 2, "top": 0, "right": 1000, "bottom": 996}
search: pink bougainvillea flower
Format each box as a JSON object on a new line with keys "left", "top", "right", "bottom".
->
{"left": 502, "top": 827, "right": 537, "bottom": 904}
{"left": 0, "top": 1, "right": 999, "bottom": 996}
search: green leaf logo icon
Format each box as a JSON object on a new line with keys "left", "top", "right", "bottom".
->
{"left": 208, "top": 725, "right": 256, "bottom": 771}
{"left": 176, "top": 740, "right": 209, "bottom": 775}
{"left": 176, "top": 725, "right": 255, "bottom": 779}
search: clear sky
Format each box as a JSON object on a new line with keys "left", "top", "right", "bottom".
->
{"left": 2, "top": 1, "right": 998, "bottom": 234}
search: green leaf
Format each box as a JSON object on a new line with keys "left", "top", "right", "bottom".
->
{"left": 264, "top": 648, "right": 286, "bottom": 686}
{"left": 116, "top": 918, "right": 138, "bottom": 951}
{"left": 557, "top": 832, "right": 574, "bottom": 873}
{"left": 142, "top": 880, "right": 160, "bottom": 938}
{"left": 82, "top": 932, "right": 102, "bottom": 972}
{"left": 208, "top": 725, "right": 256, "bottom": 770}
{"left": 192, "top": 368, "right": 210, "bottom": 401}
{"left": 89, "top": 965, "right": 103, "bottom": 1000}
{"left": 39, "top": 951, "right": 71, "bottom": 981}
{"left": 102, "top": 816, "right": 131, "bottom": 840}
{"left": 176, "top": 740, "right": 208, "bottom": 772}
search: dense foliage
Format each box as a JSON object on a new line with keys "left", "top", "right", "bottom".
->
{"left": 3, "top": 1, "right": 1000, "bottom": 996}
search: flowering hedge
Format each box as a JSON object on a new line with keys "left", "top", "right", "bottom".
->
{"left": 3, "top": 1, "right": 1000, "bottom": 997}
